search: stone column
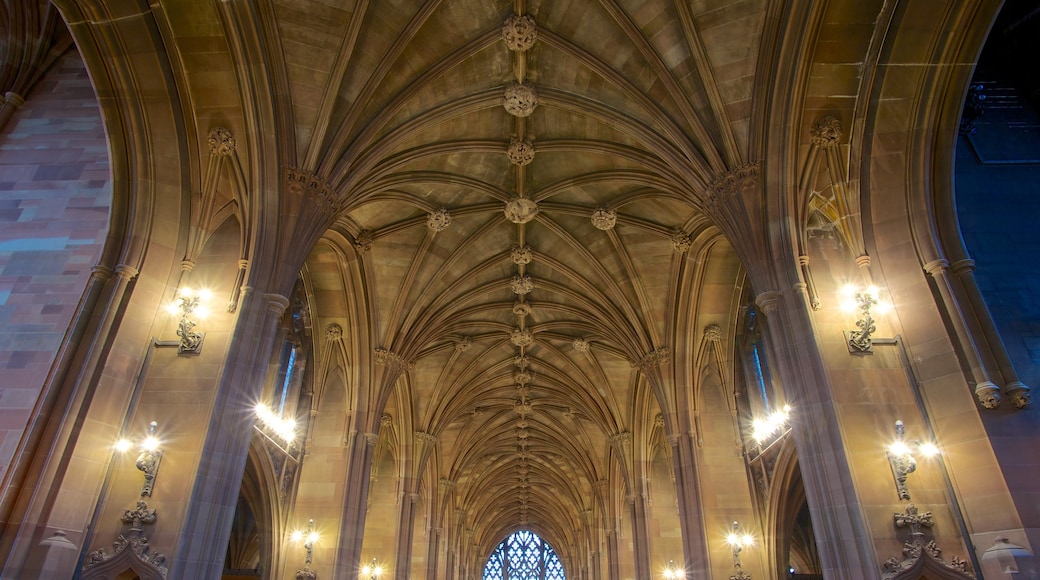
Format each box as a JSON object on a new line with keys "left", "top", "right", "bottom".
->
{"left": 951, "top": 259, "right": 1030, "bottom": 407}
{"left": 756, "top": 289, "right": 880, "bottom": 578}
{"left": 924, "top": 259, "right": 1003, "bottom": 408}
{"left": 604, "top": 528, "right": 620, "bottom": 580}
{"left": 170, "top": 291, "right": 290, "bottom": 577}
{"left": 668, "top": 431, "right": 709, "bottom": 577}
{"left": 334, "top": 431, "right": 379, "bottom": 576}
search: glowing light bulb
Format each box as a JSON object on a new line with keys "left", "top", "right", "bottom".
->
{"left": 114, "top": 438, "right": 133, "bottom": 452}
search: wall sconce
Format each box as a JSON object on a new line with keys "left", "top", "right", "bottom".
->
{"left": 255, "top": 403, "right": 297, "bottom": 446}
{"left": 839, "top": 284, "right": 891, "bottom": 353}
{"left": 663, "top": 559, "right": 685, "bottom": 578}
{"left": 361, "top": 558, "right": 384, "bottom": 579}
{"left": 291, "top": 518, "right": 320, "bottom": 580}
{"left": 886, "top": 420, "right": 938, "bottom": 501}
{"left": 725, "top": 521, "right": 754, "bottom": 580}
{"left": 114, "top": 421, "right": 163, "bottom": 497}
{"left": 166, "top": 288, "right": 211, "bottom": 355}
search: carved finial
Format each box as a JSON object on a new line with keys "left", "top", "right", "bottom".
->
{"left": 503, "top": 83, "right": 538, "bottom": 117}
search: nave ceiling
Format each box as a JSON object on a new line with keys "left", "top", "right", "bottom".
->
{"left": 61, "top": 0, "right": 816, "bottom": 563}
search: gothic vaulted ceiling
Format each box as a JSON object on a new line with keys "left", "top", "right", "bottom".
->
{"left": 118, "top": 0, "right": 771, "bottom": 559}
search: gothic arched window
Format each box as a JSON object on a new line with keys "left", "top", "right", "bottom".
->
{"left": 482, "top": 530, "right": 565, "bottom": 580}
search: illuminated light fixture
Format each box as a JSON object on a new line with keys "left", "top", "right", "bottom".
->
{"left": 292, "top": 518, "right": 320, "bottom": 580}
{"left": 725, "top": 521, "right": 754, "bottom": 580}
{"left": 166, "top": 287, "right": 212, "bottom": 355}
{"left": 361, "top": 558, "right": 384, "bottom": 579}
{"left": 886, "top": 420, "right": 938, "bottom": 501}
{"left": 255, "top": 403, "right": 297, "bottom": 445}
{"left": 839, "top": 284, "right": 891, "bottom": 354}
{"left": 663, "top": 559, "right": 685, "bottom": 579}
{"left": 114, "top": 421, "right": 163, "bottom": 497}
{"left": 751, "top": 405, "right": 792, "bottom": 444}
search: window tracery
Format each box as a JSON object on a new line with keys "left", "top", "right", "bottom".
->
{"left": 482, "top": 530, "right": 565, "bottom": 580}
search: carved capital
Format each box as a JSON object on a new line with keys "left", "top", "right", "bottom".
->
{"left": 632, "top": 348, "right": 670, "bottom": 371}
{"left": 286, "top": 166, "right": 340, "bottom": 214}
{"left": 325, "top": 323, "right": 343, "bottom": 342}
{"left": 375, "top": 348, "right": 414, "bottom": 372}
{"left": 671, "top": 230, "right": 692, "bottom": 253}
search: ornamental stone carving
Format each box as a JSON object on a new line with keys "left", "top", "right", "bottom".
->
{"left": 426, "top": 208, "right": 451, "bottom": 232}
{"left": 375, "top": 348, "right": 414, "bottom": 372}
{"left": 514, "top": 399, "right": 533, "bottom": 416}
{"left": 609, "top": 431, "right": 632, "bottom": 448}
{"left": 83, "top": 500, "right": 168, "bottom": 578}
{"left": 455, "top": 337, "right": 472, "bottom": 352}
{"left": 512, "top": 302, "right": 532, "bottom": 317}
{"left": 286, "top": 166, "right": 339, "bottom": 214}
{"left": 207, "top": 127, "right": 236, "bottom": 156}
{"left": 810, "top": 116, "right": 843, "bottom": 148}
{"left": 507, "top": 137, "right": 536, "bottom": 166}
{"left": 880, "top": 504, "right": 975, "bottom": 580}
{"left": 326, "top": 323, "right": 343, "bottom": 341}
{"left": 505, "top": 198, "right": 539, "bottom": 223}
{"left": 514, "top": 354, "right": 530, "bottom": 369}
{"left": 671, "top": 230, "right": 692, "bottom": 253}
{"left": 511, "top": 245, "right": 534, "bottom": 264}
{"left": 704, "top": 323, "right": 722, "bottom": 341}
{"left": 511, "top": 328, "right": 534, "bottom": 347}
{"left": 1005, "top": 381, "right": 1031, "bottom": 409}
{"left": 706, "top": 162, "right": 759, "bottom": 214}
{"left": 503, "top": 83, "right": 538, "bottom": 117}
{"left": 632, "top": 347, "right": 671, "bottom": 371}
{"left": 502, "top": 14, "right": 537, "bottom": 52}
{"left": 510, "top": 274, "right": 534, "bottom": 295}
{"left": 591, "top": 207, "right": 617, "bottom": 230}
{"left": 354, "top": 230, "right": 373, "bottom": 252}
{"left": 514, "top": 371, "right": 532, "bottom": 385}
{"left": 572, "top": 337, "right": 590, "bottom": 353}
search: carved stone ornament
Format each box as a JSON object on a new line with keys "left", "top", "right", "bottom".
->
{"left": 207, "top": 127, "right": 236, "bottom": 156}
{"left": 704, "top": 323, "right": 722, "bottom": 341}
{"left": 512, "top": 301, "right": 532, "bottom": 317}
{"left": 82, "top": 500, "right": 168, "bottom": 579}
{"left": 514, "top": 399, "right": 533, "bottom": 416}
{"left": 591, "top": 207, "right": 617, "bottom": 230}
{"left": 326, "top": 323, "right": 343, "bottom": 341}
{"left": 880, "top": 504, "right": 974, "bottom": 579}
{"left": 975, "top": 380, "right": 1002, "bottom": 410}
{"left": 514, "top": 371, "right": 532, "bottom": 385}
{"left": 633, "top": 347, "right": 671, "bottom": 371}
{"left": 505, "top": 197, "right": 539, "bottom": 224}
{"left": 510, "top": 274, "right": 534, "bottom": 295}
{"left": 511, "top": 245, "right": 534, "bottom": 265}
{"left": 427, "top": 208, "right": 452, "bottom": 232}
{"left": 295, "top": 566, "right": 317, "bottom": 580}
{"left": 507, "top": 137, "right": 536, "bottom": 166}
{"left": 502, "top": 13, "right": 537, "bottom": 52}
{"left": 810, "top": 116, "right": 843, "bottom": 148}
{"left": 514, "top": 354, "right": 530, "bottom": 369}
{"left": 671, "top": 230, "right": 692, "bottom": 253}
{"left": 374, "top": 348, "right": 414, "bottom": 372}
{"left": 706, "top": 162, "right": 759, "bottom": 214}
{"left": 286, "top": 166, "right": 339, "bottom": 214}
{"left": 572, "top": 337, "right": 590, "bottom": 353}
{"left": 503, "top": 83, "right": 538, "bottom": 117}
{"left": 455, "top": 337, "right": 472, "bottom": 352}
{"left": 354, "top": 230, "right": 374, "bottom": 252}
{"left": 1004, "top": 381, "right": 1031, "bottom": 409}
{"left": 511, "top": 328, "right": 534, "bottom": 347}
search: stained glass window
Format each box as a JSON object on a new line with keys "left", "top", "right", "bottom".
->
{"left": 482, "top": 530, "right": 565, "bottom": 580}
